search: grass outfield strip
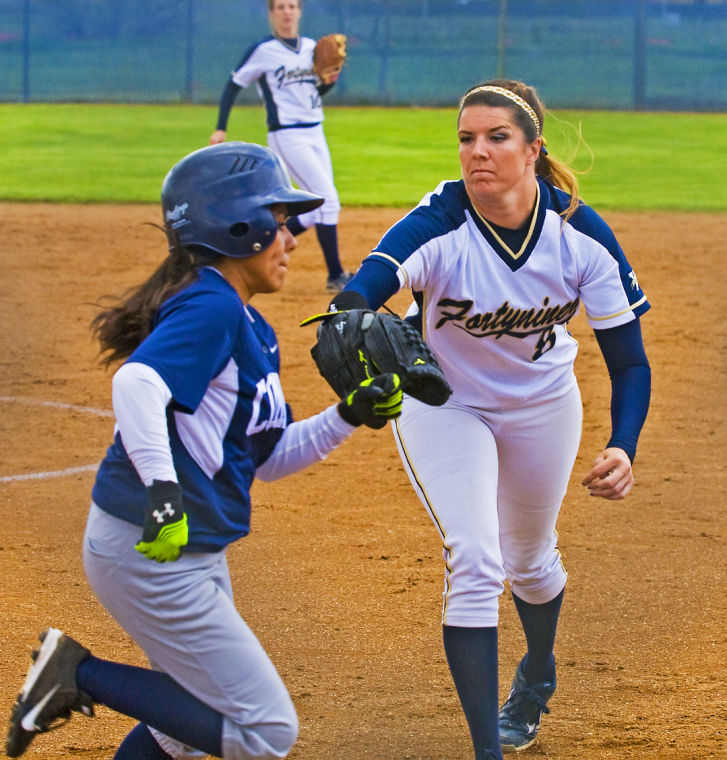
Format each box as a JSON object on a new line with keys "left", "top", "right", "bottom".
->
{"left": 1, "top": 104, "right": 726, "bottom": 211}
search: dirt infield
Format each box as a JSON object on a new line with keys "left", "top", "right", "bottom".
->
{"left": 1, "top": 202, "right": 725, "bottom": 760}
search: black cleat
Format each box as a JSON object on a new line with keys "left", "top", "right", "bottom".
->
{"left": 6, "top": 628, "right": 94, "bottom": 758}
{"left": 499, "top": 657, "right": 556, "bottom": 753}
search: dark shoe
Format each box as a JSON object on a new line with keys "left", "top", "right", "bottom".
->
{"left": 6, "top": 628, "right": 94, "bottom": 758}
{"left": 326, "top": 271, "right": 354, "bottom": 292}
{"left": 499, "top": 657, "right": 556, "bottom": 753}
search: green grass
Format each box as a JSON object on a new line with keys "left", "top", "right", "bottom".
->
{"left": 2, "top": 103, "right": 726, "bottom": 210}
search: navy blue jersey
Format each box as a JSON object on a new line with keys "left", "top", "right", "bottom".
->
{"left": 92, "top": 267, "right": 292, "bottom": 552}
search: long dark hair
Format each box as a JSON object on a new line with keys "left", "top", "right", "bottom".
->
{"left": 458, "top": 79, "right": 581, "bottom": 222}
{"left": 91, "top": 229, "right": 212, "bottom": 368}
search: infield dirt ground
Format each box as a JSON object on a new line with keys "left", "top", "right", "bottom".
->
{"left": 1, "top": 203, "right": 725, "bottom": 760}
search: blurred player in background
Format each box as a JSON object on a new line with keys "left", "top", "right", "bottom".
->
{"left": 5, "top": 142, "right": 401, "bottom": 760}
{"left": 210, "top": 0, "right": 352, "bottom": 292}
{"left": 326, "top": 79, "right": 651, "bottom": 757}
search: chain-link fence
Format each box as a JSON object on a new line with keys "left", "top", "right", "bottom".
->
{"left": 2, "top": 0, "right": 726, "bottom": 110}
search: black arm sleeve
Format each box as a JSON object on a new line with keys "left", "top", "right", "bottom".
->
{"left": 594, "top": 319, "right": 652, "bottom": 463}
{"left": 216, "top": 79, "right": 242, "bottom": 131}
{"left": 317, "top": 82, "right": 335, "bottom": 96}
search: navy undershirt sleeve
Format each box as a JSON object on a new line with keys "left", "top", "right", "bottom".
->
{"left": 331, "top": 258, "right": 400, "bottom": 310}
{"left": 594, "top": 319, "right": 651, "bottom": 462}
{"left": 216, "top": 79, "right": 242, "bottom": 131}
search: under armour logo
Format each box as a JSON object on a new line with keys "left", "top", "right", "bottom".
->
{"left": 152, "top": 502, "right": 175, "bottom": 523}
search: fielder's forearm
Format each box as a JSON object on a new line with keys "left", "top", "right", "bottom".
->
{"left": 215, "top": 79, "right": 242, "bottom": 132}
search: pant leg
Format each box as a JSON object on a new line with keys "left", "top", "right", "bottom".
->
{"left": 392, "top": 397, "right": 504, "bottom": 627}
{"left": 83, "top": 505, "right": 297, "bottom": 760}
{"left": 495, "top": 385, "right": 583, "bottom": 604}
{"left": 268, "top": 127, "right": 340, "bottom": 226}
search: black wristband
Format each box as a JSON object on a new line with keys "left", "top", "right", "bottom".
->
{"left": 329, "top": 289, "right": 367, "bottom": 312}
{"left": 141, "top": 480, "right": 184, "bottom": 542}
{"left": 147, "top": 480, "right": 183, "bottom": 508}
{"left": 337, "top": 398, "right": 362, "bottom": 427}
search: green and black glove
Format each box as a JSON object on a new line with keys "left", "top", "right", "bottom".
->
{"left": 135, "top": 480, "right": 188, "bottom": 563}
{"left": 304, "top": 307, "right": 452, "bottom": 408}
{"left": 338, "top": 373, "right": 403, "bottom": 429}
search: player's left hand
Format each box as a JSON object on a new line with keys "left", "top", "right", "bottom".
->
{"left": 135, "top": 480, "right": 189, "bottom": 562}
{"left": 581, "top": 447, "right": 633, "bottom": 500}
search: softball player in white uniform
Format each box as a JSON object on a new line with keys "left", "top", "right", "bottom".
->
{"left": 5, "top": 143, "right": 402, "bottom": 760}
{"left": 328, "top": 80, "right": 652, "bottom": 758}
{"left": 210, "top": 0, "right": 352, "bottom": 292}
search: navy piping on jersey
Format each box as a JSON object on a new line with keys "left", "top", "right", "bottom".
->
{"left": 258, "top": 74, "right": 282, "bottom": 131}
{"left": 257, "top": 71, "right": 321, "bottom": 132}
{"left": 363, "top": 177, "right": 650, "bottom": 320}
{"left": 226, "top": 35, "right": 322, "bottom": 133}
{"left": 341, "top": 177, "right": 651, "bottom": 460}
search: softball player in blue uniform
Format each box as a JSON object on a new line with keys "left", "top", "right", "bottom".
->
{"left": 5, "top": 142, "right": 402, "bottom": 760}
{"left": 328, "top": 80, "right": 652, "bottom": 758}
{"left": 210, "top": 0, "right": 352, "bottom": 292}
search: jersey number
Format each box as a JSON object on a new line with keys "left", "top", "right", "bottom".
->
{"left": 532, "top": 326, "right": 556, "bottom": 361}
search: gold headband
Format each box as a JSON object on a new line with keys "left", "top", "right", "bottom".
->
{"left": 461, "top": 85, "right": 541, "bottom": 135}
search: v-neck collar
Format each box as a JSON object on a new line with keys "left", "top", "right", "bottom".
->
{"left": 274, "top": 34, "right": 301, "bottom": 53}
{"left": 468, "top": 181, "right": 546, "bottom": 272}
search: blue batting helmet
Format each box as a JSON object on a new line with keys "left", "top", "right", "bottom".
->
{"left": 161, "top": 142, "right": 324, "bottom": 258}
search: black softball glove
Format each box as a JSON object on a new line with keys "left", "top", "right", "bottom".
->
{"left": 305, "top": 309, "right": 452, "bottom": 407}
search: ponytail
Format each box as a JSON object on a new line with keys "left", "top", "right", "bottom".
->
{"left": 91, "top": 231, "right": 207, "bottom": 367}
{"left": 535, "top": 147, "right": 581, "bottom": 223}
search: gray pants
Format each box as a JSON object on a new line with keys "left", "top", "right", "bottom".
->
{"left": 83, "top": 503, "right": 298, "bottom": 759}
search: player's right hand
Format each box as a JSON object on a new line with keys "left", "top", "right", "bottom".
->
{"left": 338, "top": 373, "right": 402, "bottom": 429}
{"left": 135, "top": 480, "right": 189, "bottom": 562}
{"left": 209, "top": 129, "right": 227, "bottom": 145}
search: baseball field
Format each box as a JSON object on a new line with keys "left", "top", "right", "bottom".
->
{"left": 1, "top": 105, "right": 725, "bottom": 759}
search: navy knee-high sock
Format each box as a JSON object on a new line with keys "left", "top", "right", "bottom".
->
{"left": 442, "top": 626, "right": 503, "bottom": 760}
{"left": 512, "top": 588, "right": 564, "bottom": 684}
{"left": 285, "top": 216, "right": 307, "bottom": 236}
{"left": 76, "top": 656, "right": 223, "bottom": 757}
{"left": 114, "top": 722, "right": 174, "bottom": 759}
{"left": 314, "top": 223, "right": 343, "bottom": 278}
